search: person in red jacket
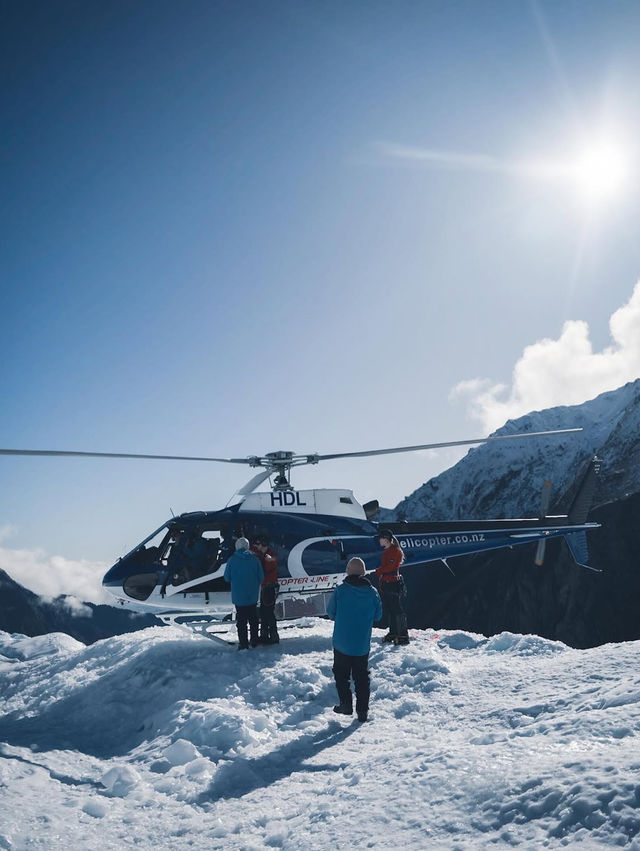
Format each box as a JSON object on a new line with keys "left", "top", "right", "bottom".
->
{"left": 375, "top": 529, "right": 410, "bottom": 645}
{"left": 251, "top": 537, "right": 280, "bottom": 644}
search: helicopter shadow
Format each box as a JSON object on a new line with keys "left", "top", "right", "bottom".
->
{"left": 196, "top": 719, "right": 358, "bottom": 804}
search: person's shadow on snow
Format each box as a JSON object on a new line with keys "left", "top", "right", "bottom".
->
{"left": 197, "top": 719, "right": 359, "bottom": 803}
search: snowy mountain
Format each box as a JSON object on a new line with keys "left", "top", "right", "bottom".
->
{"left": 393, "top": 379, "right": 640, "bottom": 522}
{"left": 1, "top": 622, "right": 639, "bottom": 849}
{"left": 388, "top": 381, "right": 640, "bottom": 648}
{"left": 0, "top": 569, "right": 158, "bottom": 644}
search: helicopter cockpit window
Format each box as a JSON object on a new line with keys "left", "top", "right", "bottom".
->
{"left": 123, "top": 572, "right": 158, "bottom": 601}
{"left": 167, "top": 528, "right": 225, "bottom": 587}
{"left": 127, "top": 527, "right": 170, "bottom": 568}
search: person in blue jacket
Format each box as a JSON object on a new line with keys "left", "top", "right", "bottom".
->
{"left": 224, "top": 537, "right": 264, "bottom": 649}
{"left": 327, "top": 557, "right": 382, "bottom": 722}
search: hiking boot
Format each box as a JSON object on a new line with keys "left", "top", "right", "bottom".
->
{"left": 238, "top": 643, "right": 249, "bottom": 650}
{"left": 357, "top": 711, "right": 368, "bottom": 723}
{"left": 394, "top": 636, "right": 410, "bottom": 645}
{"left": 333, "top": 704, "right": 353, "bottom": 716}
{"left": 382, "top": 633, "right": 396, "bottom": 644}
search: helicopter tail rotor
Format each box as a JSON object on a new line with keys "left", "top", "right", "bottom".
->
{"left": 534, "top": 457, "right": 602, "bottom": 569}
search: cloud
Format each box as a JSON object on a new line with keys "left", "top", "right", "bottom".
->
{"left": 451, "top": 281, "right": 640, "bottom": 433}
{"left": 377, "top": 143, "right": 509, "bottom": 173}
{"left": 0, "top": 544, "right": 110, "bottom": 605}
{"left": 377, "top": 142, "right": 572, "bottom": 182}
{"left": 54, "top": 596, "right": 94, "bottom": 617}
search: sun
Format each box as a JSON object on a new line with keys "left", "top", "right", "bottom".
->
{"left": 571, "top": 136, "right": 630, "bottom": 205}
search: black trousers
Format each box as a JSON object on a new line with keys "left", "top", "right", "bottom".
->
{"left": 235, "top": 604, "right": 259, "bottom": 647}
{"left": 259, "top": 583, "right": 279, "bottom": 641}
{"left": 380, "top": 583, "right": 408, "bottom": 638}
{"left": 332, "top": 648, "right": 370, "bottom": 713}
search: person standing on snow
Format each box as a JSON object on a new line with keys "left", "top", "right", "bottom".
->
{"left": 251, "top": 537, "right": 280, "bottom": 644}
{"left": 327, "top": 557, "right": 382, "bottom": 723}
{"left": 375, "top": 530, "right": 410, "bottom": 645}
{"left": 224, "top": 537, "right": 264, "bottom": 649}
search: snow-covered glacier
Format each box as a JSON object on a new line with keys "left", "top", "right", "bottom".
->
{"left": 1, "top": 622, "right": 640, "bottom": 849}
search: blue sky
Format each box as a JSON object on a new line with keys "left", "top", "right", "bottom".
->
{"left": 2, "top": 1, "right": 640, "bottom": 579}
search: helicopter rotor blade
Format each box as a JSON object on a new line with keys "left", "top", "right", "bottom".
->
{"left": 0, "top": 427, "right": 583, "bottom": 471}
{"left": 314, "top": 428, "right": 583, "bottom": 462}
{"left": 0, "top": 449, "right": 252, "bottom": 464}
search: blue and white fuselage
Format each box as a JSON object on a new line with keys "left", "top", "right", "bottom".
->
{"left": 102, "top": 486, "right": 599, "bottom": 624}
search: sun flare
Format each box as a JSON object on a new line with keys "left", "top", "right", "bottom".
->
{"left": 571, "top": 137, "right": 630, "bottom": 204}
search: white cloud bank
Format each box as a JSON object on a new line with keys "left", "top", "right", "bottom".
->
{"left": 0, "top": 533, "right": 109, "bottom": 605}
{"left": 451, "top": 281, "right": 640, "bottom": 433}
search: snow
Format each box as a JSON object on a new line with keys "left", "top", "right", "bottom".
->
{"left": 394, "top": 379, "right": 640, "bottom": 521}
{"left": 1, "top": 622, "right": 639, "bottom": 849}
{"left": 0, "top": 632, "right": 83, "bottom": 664}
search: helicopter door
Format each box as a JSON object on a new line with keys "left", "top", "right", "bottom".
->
{"left": 167, "top": 528, "right": 225, "bottom": 590}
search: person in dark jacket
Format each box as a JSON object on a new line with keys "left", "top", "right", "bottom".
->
{"left": 251, "top": 537, "right": 280, "bottom": 644}
{"left": 224, "top": 537, "right": 264, "bottom": 649}
{"left": 327, "top": 557, "right": 382, "bottom": 722}
{"left": 375, "top": 530, "right": 410, "bottom": 645}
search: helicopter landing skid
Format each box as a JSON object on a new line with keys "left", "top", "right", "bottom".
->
{"left": 191, "top": 625, "right": 236, "bottom": 647}
{"left": 159, "top": 613, "right": 236, "bottom": 647}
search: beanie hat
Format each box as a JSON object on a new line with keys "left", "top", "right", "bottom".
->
{"left": 346, "top": 557, "right": 366, "bottom": 576}
{"left": 235, "top": 537, "right": 250, "bottom": 551}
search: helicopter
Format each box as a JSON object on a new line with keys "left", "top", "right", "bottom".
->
{"left": 1, "top": 428, "right": 602, "bottom": 640}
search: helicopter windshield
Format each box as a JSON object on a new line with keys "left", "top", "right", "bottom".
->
{"left": 110, "top": 526, "right": 228, "bottom": 602}
{"left": 103, "top": 512, "right": 238, "bottom": 602}
{"left": 103, "top": 525, "right": 173, "bottom": 601}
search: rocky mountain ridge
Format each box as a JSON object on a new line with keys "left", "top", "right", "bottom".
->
{"left": 390, "top": 380, "right": 640, "bottom": 647}
{"left": 392, "top": 379, "right": 640, "bottom": 521}
{"left": 0, "top": 569, "right": 158, "bottom": 644}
